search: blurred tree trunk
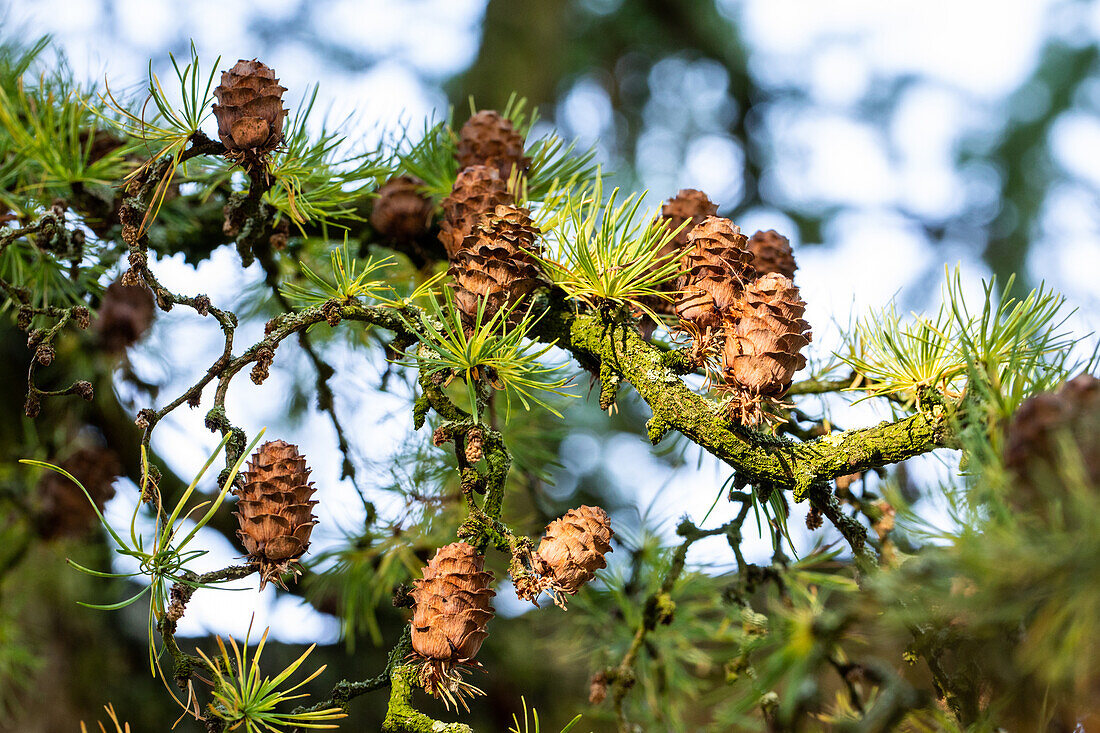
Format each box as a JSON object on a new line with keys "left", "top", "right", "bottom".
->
{"left": 448, "top": 0, "right": 570, "bottom": 111}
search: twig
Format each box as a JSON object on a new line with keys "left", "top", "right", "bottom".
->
{"left": 255, "top": 247, "right": 375, "bottom": 520}
{"left": 606, "top": 507, "right": 753, "bottom": 731}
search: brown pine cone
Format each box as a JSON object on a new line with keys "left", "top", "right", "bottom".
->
{"left": 410, "top": 542, "right": 496, "bottom": 709}
{"left": 640, "top": 189, "right": 719, "bottom": 324}
{"left": 371, "top": 175, "right": 434, "bottom": 244}
{"left": 455, "top": 110, "right": 530, "bottom": 183}
{"left": 589, "top": 670, "right": 610, "bottom": 705}
{"left": 518, "top": 505, "right": 614, "bottom": 608}
{"left": 268, "top": 217, "right": 291, "bottom": 251}
{"left": 747, "top": 230, "right": 797, "bottom": 280}
{"left": 1003, "top": 373, "right": 1100, "bottom": 516}
{"left": 95, "top": 279, "right": 155, "bottom": 353}
{"left": 675, "top": 216, "right": 756, "bottom": 332}
{"left": 233, "top": 440, "right": 318, "bottom": 588}
{"left": 659, "top": 189, "right": 719, "bottom": 261}
{"left": 722, "top": 273, "right": 811, "bottom": 424}
{"left": 464, "top": 428, "right": 485, "bottom": 463}
{"left": 439, "top": 165, "right": 514, "bottom": 259}
{"left": 35, "top": 447, "right": 121, "bottom": 540}
{"left": 212, "top": 60, "right": 288, "bottom": 162}
{"left": 448, "top": 204, "right": 547, "bottom": 327}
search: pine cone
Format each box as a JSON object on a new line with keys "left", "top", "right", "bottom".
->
{"left": 448, "top": 204, "right": 547, "bottom": 327}
{"left": 722, "top": 273, "right": 811, "bottom": 424}
{"left": 1004, "top": 373, "right": 1100, "bottom": 516}
{"left": 747, "top": 230, "right": 797, "bottom": 280}
{"left": 437, "top": 165, "right": 514, "bottom": 259}
{"left": 519, "top": 505, "right": 614, "bottom": 608}
{"left": 410, "top": 542, "right": 496, "bottom": 709}
{"left": 455, "top": 110, "right": 530, "bottom": 183}
{"left": 659, "top": 189, "right": 719, "bottom": 259}
{"left": 675, "top": 216, "right": 756, "bottom": 333}
{"left": 82, "top": 128, "right": 126, "bottom": 164}
{"left": 73, "top": 130, "right": 132, "bottom": 237}
{"left": 464, "top": 428, "right": 485, "bottom": 463}
{"left": 35, "top": 447, "right": 121, "bottom": 540}
{"left": 371, "top": 175, "right": 434, "bottom": 245}
{"left": 439, "top": 165, "right": 514, "bottom": 259}
{"left": 640, "top": 189, "right": 719, "bottom": 326}
{"left": 233, "top": 440, "right": 318, "bottom": 588}
{"left": 212, "top": 60, "right": 288, "bottom": 162}
{"left": 268, "top": 216, "right": 291, "bottom": 251}
{"left": 95, "top": 279, "right": 155, "bottom": 353}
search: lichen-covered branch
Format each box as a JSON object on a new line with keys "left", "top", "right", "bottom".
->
{"left": 101, "top": 135, "right": 951, "bottom": 730}
{"left": 158, "top": 564, "right": 257, "bottom": 695}
{"left": 383, "top": 664, "right": 473, "bottom": 733}
{"left": 288, "top": 628, "right": 414, "bottom": 728}
{"left": 531, "top": 293, "right": 953, "bottom": 500}
{"left": 786, "top": 372, "right": 859, "bottom": 396}
{"left": 1, "top": 208, "right": 96, "bottom": 416}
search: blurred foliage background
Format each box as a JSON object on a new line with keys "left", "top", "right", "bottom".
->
{"left": 1, "top": 0, "right": 1099, "bottom": 731}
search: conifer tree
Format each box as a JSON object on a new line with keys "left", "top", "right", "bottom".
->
{"left": 1, "top": 37, "right": 1098, "bottom": 733}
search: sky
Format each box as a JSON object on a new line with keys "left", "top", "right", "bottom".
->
{"left": 7, "top": 0, "right": 1100, "bottom": 641}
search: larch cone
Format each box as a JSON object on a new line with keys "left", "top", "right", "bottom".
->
{"left": 212, "top": 59, "right": 288, "bottom": 167}
{"left": 721, "top": 272, "right": 812, "bottom": 425}
{"left": 675, "top": 216, "right": 756, "bottom": 334}
{"left": 639, "top": 189, "right": 719, "bottom": 331}
{"left": 1003, "top": 373, "right": 1100, "bottom": 517}
{"left": 35, "top": 447, "right": 121, "bottom": 540}
{"left": 439, "top": 165, "right": 514, "bottom": 259}
{"left": 455, "top": 110, "right": 530, "bottom": 183}
{"left": 233, "top": 440, "right": 318, "bottom": 589}
{"left": 447, "top": 204, "right": 547, "bottom": 328}
{"left": 747, "top": 229, "right": 797, "bottom": 280}
{"left": 409, "top": 541, "right": 496, "bottom": 710}
{"left": 515, "top": 505, "right": 614, "bottom": 609}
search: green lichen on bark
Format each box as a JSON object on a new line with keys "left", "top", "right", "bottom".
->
{"left": 382, "top": 665, "right": 474, "bottom": 733}
{"left": 598, "top": 360, "right": 620, "bottom": 410}
{"left": 478, "top": 428, "right": 509, "bottom": 518}
{"left": 530, "top": 293, "right": 952, "bottom": 496}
